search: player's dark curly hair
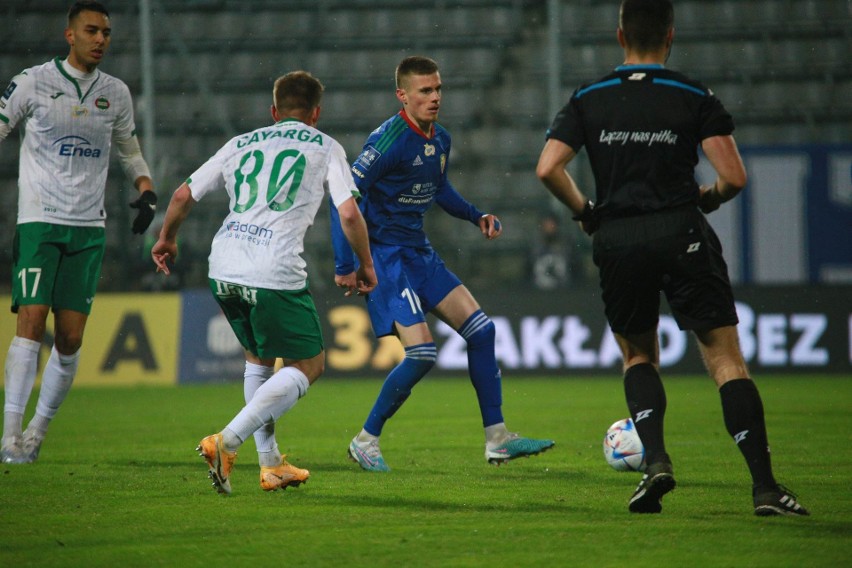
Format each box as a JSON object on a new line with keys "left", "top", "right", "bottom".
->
{"left": 395, "top": 56, "right": 439, "bottom": 89}
{"left": 273, "top": 71, "right": 324, "bottom": 113}
{"left": 68, "top": 1, "right": 109, "bottom": 24}
{"left": 619, "top": 0, "right": 673, "bottom": 53}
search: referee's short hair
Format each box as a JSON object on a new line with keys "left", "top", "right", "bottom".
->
{"left": 619, "top": 0, "right": 674, "bottom": 53}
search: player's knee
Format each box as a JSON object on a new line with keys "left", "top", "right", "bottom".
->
{"left": 405, "top": 343, "right": 437, "bottom": 372}
{"left": 299, "top": 351, "right": 326, "bottom": 384}
{"left": 464, "top": 317, "right": 495, "bottom": 348}
{"left": 53, "top": 333, "right": 83, "bottom": 355}
{"left": 16, "top": 308, "right": 49, "bottom": 342}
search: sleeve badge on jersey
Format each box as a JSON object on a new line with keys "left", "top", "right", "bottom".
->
{"left": 356, "top": 145, "right": 381, "bottom": 170}
{"left": 1, "top": 81, "right": 17, "bottom": 101}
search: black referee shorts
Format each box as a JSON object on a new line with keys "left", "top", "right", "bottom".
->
{"left": 592, "top": 206, "right": 738, "bottom": 335}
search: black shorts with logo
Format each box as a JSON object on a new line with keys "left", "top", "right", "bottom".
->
{"left": 592, "top": 206, "right": 738, "bottom": 335}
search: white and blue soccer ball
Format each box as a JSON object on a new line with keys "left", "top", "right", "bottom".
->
{"left": 603, "top": 418, "right": 646, "bottom": 472}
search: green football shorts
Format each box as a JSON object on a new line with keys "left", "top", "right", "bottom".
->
{"left": 208, "top": 278, "right": 324, "bottom": 360}
{"left": 11, "top": 222, "right": 106, "bottom": 315}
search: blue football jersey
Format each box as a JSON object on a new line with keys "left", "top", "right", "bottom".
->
{"left": 332, "top": 110, "right": 484, "bottom": 275}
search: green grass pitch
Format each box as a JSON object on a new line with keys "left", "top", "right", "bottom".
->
{"left": 1, "top": 374, "right": 849, "bottom": 567}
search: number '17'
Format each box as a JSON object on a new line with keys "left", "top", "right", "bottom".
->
{"left": 18, "top": 267, "right": 42, "bottom": 298}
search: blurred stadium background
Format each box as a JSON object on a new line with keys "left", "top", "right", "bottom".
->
{"left": 2, "top": 0, "right": 850, "bottom": 294}
{"left": 0, "top": 1, "right": 850, "bottom": 382}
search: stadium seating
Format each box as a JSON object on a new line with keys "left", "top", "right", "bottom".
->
{"left": 1, "top": 0, "right": 849, "bottom": 291}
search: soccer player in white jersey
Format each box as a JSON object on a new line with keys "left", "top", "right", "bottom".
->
{"left": 151, "top": 71, "right": 376, "bottom": 495}
{"left": 0, "top": 1, "right": 157, "bottom": 464}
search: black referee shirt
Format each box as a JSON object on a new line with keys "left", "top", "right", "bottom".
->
{"left": 546, "top": 64, "right": 735, "bottom": 219}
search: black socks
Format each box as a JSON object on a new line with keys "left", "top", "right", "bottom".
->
{"left": 624, "top": 363, "right": 669, "bottom": 465}
{"left": 719, "top": 378, "right": 777, "bottom": 490}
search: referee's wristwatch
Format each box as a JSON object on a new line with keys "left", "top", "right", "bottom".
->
{"left": 572, "top": 200, "right": 599, "bottom": 236}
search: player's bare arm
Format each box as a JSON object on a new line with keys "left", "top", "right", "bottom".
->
{"left": 536, "top": 138, "right": 589, "bottom": 215}
{"left": 336, "top": 197, "right": 376, "bottom": 295}
{"left": 151, "top": 183, "right": 196, "bottom": 275}
{"left": 699, "top": 135, "right": 748, "bottom": 213}
{"left": 536, "top": 138, "right": 597, "bottom": 234}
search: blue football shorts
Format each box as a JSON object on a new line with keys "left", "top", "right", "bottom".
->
{"left": 365, "top": 242, "right": 462, "bottom": 337}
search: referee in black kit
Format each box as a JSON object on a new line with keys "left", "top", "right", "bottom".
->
{"left": 536, "top": 0, "right": 809, "bottom": 517}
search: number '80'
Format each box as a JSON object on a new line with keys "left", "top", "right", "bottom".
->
{"left": 232, "top": 149, "right": 306, "bottom": 213}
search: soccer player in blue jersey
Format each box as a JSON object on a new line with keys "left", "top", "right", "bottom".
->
{"left": 332, "top": 56, "right": 554, "bottom": 472}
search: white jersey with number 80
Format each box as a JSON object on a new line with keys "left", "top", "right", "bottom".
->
{"left": 187, "top": 118, "right": 359, "bottom": 291}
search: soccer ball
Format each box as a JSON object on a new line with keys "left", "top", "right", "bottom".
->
{"left": 603, "top": 418, "right": 646, "bottom": 472}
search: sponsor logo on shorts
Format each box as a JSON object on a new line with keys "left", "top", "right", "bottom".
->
{"left": 213, "top": 280, "right": 258, "bottom": 305}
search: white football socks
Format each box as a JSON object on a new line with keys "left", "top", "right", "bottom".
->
{"left": 27, "top": 347, "right": 80, "bottom": 437}
{"left": 223, "top": 366, "right": 310, "bottom": 453}
{"left": 3, "top": 337, "right": 41, "bottom": 443}
{"left": 485, "top": 422, "right": 510, "bottom": 447}
{"left": 355, "top": 429, "right": 378, "bottom": 444}
{"left": 243, "top": 361, "right": 279, "bottom": 462}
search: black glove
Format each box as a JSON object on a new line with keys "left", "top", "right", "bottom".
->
{"left": 572, "top": 200, "right": 599, "bottom": 236}
{"left": 129, "top": 191, "right": 157, "bottom": 234}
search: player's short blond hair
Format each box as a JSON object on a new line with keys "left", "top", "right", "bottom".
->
{"left": 273, "top": 71, "right": 324, "bottom": 114}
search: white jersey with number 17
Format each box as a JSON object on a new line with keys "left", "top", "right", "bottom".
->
{"left": 187, "top": 118, "right": 360, "bottom": 291}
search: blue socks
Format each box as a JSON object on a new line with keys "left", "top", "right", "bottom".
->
{"left": 363, "top": 311, "right": 503, "bottom": 435}
{"left": 459, "top": 310, "right": 504, "bottom": 428}
{"left": 363, "top": 343, "right": 437, "bottom": 436}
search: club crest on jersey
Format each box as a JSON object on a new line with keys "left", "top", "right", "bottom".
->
{"left": 423, "top": 143, "right": 435, "bottom": 157}
{"left": 440, "top": 154, "right": 447, "bottom": 173}
{"left": 95, "top": 96, "right": 110, "bottom": 110}
{"left": 71, "top": 104, "right": 89, "bottom": 118}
